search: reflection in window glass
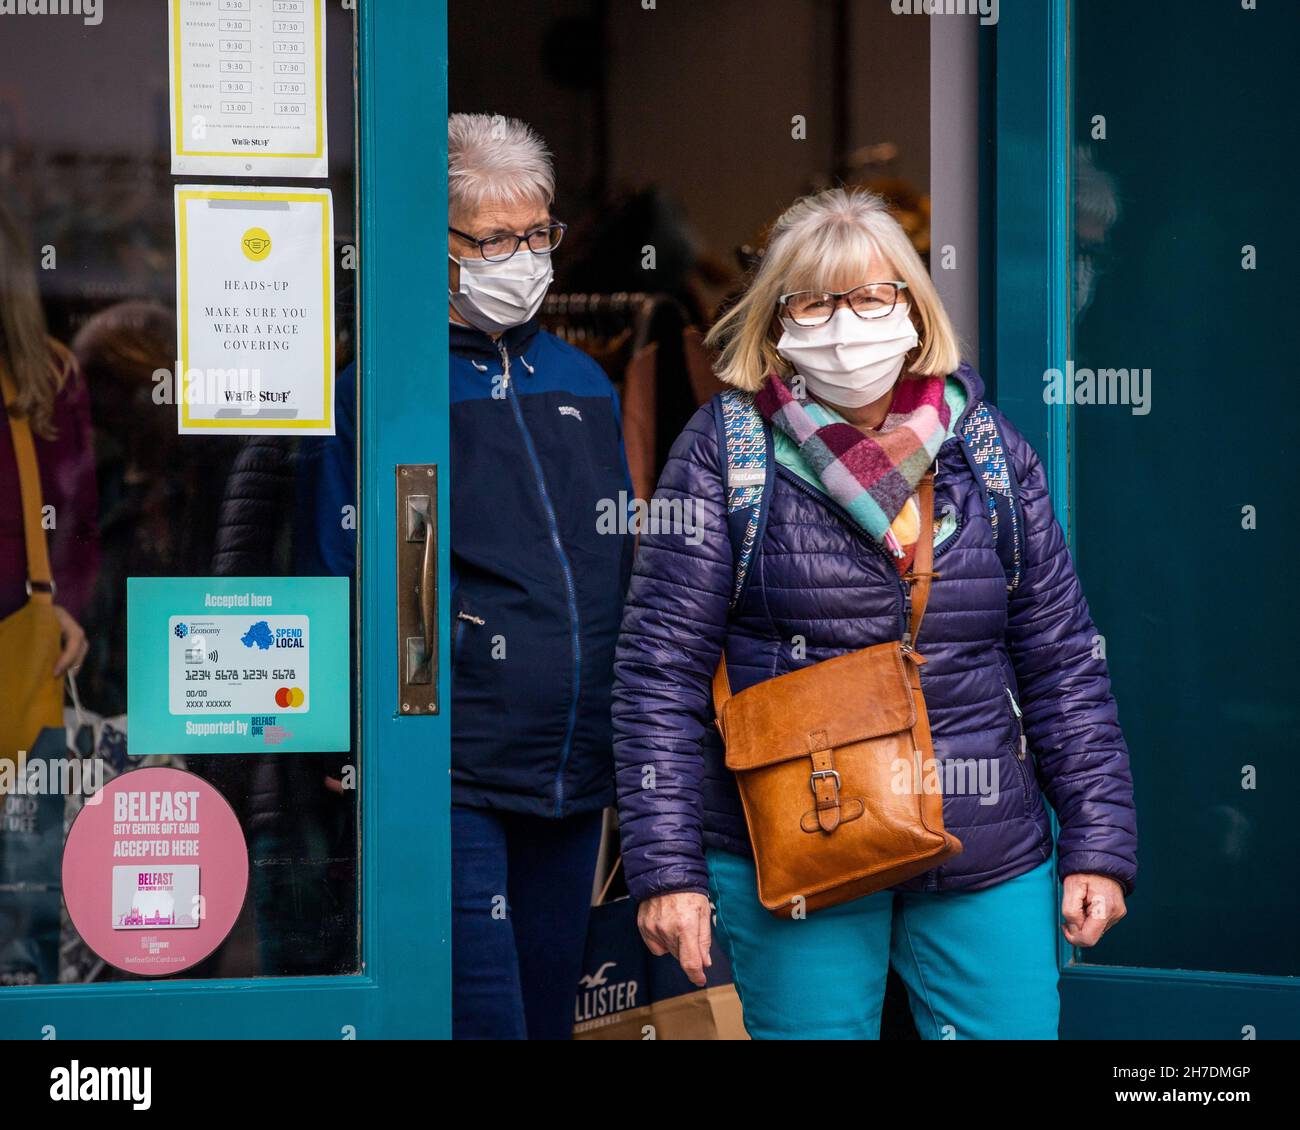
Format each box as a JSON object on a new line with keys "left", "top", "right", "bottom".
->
{"left": 1071, "top": 0, "right": 1299, "bottom": 977}
{"left": 0, "top": 0, "right": 360, "bottom": 985}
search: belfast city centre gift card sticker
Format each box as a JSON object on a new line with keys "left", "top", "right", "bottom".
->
{"left": 127, "top": 576, "right": 349, "bottom": 755}
{"left": 62, "top": 768, "right": 248, "bottom": 976}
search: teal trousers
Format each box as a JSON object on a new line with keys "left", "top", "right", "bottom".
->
{"left": 707, "top": 850, "right": 1060, "bottom": 1040}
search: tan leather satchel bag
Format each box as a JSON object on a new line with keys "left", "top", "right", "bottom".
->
{"left": 0, "top": 364, "right": 64, "bottom": 774}
{"left": 712, "top": 472, "right": 962, "bottom": 917}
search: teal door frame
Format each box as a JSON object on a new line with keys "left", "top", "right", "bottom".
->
{"left": 993, "top": 0, "right": 1298, "bottom": 1039}
{"left": 0, "top": 0, "right": 451, "bottom": 1040}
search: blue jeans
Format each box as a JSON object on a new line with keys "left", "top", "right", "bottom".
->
{"left": 452, "top": 804, "right": 604, "bottom": 1040}
{"left": 707, "top": 850, "right": 1060, "bottom": 1040}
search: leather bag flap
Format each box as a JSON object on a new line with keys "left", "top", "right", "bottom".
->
{"left": 719, "top": 641, "right": 917, "bottom": 772}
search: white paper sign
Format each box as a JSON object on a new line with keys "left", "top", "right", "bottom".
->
{"left": 169, "top": 614, "right": 311, "bottom": 717}
{"left": 169, "top": 0, "right": 328, "bottom": 178}
{"left": 174, "top": 185, "right": 335, "bottom": 435}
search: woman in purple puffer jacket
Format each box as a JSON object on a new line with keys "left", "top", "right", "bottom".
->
{"left": 611, "top": 188, "right": 1136, "bottom": 1040}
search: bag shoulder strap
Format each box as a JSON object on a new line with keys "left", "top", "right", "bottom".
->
{"left": 0, "top": 363, "right": 55, "bottom": 603}
{"left": 715, "top": 388, "right": 772, "bottom": 611}
{"left": 904, "top": 472, "right": 937, "bottom": 645}
{"left": 959, "top": 399, "right": 1023, "bottom": 594}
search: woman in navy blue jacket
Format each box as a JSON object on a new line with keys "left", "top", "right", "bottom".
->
{"left": 611, "top": 188, "right": 1136, "bottom": 1040}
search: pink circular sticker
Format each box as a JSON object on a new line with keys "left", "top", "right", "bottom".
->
{"left": 62, "top": 767, "right": 249, "bottom": 977}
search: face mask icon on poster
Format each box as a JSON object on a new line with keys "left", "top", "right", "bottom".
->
{"left": 449, "top": 250, "right": 555, "bottom": 335}
{"left": 776, "top": 305, "right": 920, "bottom": 409}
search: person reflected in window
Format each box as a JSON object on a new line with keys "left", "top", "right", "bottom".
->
{"left": 72, "top": 301, "right": 234, "bottom": 717}
{"left": 0, "top": 199, "right": 97, "bottom": 714}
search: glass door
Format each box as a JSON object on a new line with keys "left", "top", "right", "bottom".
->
{"left": 0, "top": 0, "right": 449, "bottom": 1038}
{"left": 993, "top": 0, "right": 1299, "bottom": 1037}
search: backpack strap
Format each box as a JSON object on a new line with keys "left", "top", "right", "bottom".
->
{"left": 959, "top": 399, "right": 1024, "bottom": 594}
{"left": 714, "top": 389, "right": 773, "bottom": 611}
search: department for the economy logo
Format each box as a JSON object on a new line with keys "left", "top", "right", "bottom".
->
{"left": 173, "top": 622, "right": 189, "bottom": 639}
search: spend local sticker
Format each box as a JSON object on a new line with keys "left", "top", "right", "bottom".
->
{"left": 128, "top": 576, "right": 349, "bottom": 755}
{"left": 169, "top": 615, "right": 310, "bottom": 716}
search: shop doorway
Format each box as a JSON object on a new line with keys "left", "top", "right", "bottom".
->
{"left": 0, "top": 0, "right": 451, "bottom": 1038}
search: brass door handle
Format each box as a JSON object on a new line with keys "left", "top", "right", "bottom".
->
{"left": 417, "top": 505, "right": 435, "bottom": 664}
{"left": 397, "top": 465, "right": 439, "bottom": 714}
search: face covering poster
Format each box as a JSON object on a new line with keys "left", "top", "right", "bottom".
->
{"left": 174, "top": 184, "right": 335, "bottom": 436}
{"left": 169, "top": 0, "right": 328, "bottom": 178}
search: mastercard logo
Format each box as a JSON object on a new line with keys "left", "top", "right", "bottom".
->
{"left": 274, "top": 687, "right": 305, "bottom": 709}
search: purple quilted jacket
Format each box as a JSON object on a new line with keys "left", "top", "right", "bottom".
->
{"left": 611, "top": 365, "right": 1137, "bottom": 903}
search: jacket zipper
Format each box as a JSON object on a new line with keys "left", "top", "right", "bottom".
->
{"left": 500, "top": 341, "right": 583, "bottom": 816}
{"left": 451, "top": 610, "right": 483, "bottom": 670}
{"left": 1002, "top": 683, "right": 1034, "bottom": 815}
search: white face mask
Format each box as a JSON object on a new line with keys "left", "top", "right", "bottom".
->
{"left": 449, "top": 250, "right": 554, "bottom": 335}
{"left": 776, "top": 305, "right": 919, "bottom": 409}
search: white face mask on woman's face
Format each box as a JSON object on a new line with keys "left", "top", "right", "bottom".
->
{"left": 449, "top": 250, "right": 554, "bottom": 335}
{"left": 776, "top": 304, "right": 919, "bottom": 409}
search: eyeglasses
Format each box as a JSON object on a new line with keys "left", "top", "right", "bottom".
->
{"left": 448, "top": 221, "right": 568, "bottom": 263}
{"left": 778, "top": 281, "right": 909, "bottom": 327}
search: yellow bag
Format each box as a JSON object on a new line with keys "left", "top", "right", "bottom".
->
{"left": 0, "top": 364, "right": 63, "bottom": 777}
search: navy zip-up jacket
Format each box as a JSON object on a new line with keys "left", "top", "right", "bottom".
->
{"left": 297, "top": 318, "right": 634, "bottom": 818}
{"left": 450, "top": 318, "right": 632, "bottom": 816}
{"left": 612, "top": 366, "right": 1137, "bottom": 901}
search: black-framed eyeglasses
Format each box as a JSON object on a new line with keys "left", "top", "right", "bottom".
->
{"left": 778, "top": 281, "right": 909, "bottom": 327}
{"left": 448, "top": 221, "right": 568, "bottom": 263}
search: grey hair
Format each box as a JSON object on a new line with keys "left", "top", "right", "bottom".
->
{"left": 448, "top": 113, "right": 555, "bottom": 221}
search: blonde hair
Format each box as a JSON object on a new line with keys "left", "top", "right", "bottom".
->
{"left": 0, "top": 198, "right": 70, "bottom": 439}
{"left": 706, "top": 187, "right": 962, "bottom": 391}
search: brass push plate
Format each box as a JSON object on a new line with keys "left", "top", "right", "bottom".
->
{"left": 396, "top": 465, "right": 439, "bottom": 715}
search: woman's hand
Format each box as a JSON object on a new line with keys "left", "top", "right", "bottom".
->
{"left": 52, "top": 605, "right": 88, "bottom": 679}
{"left": 637, "top": 892, "right": 713, "bottom": 987}
{"left": 1061, "top": 872, "right": 1126, "bottom": 947}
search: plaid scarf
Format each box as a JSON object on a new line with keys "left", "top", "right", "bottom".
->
{"left": 755, "top": 372, "right": 951, "bottom": 568}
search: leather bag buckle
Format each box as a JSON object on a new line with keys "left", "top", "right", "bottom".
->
{"left": 809, "top": 768, "right": 841, "bottom": 796}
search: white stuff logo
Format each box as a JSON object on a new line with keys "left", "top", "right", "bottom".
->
{"left": 558, "top": 405, "right": 583, "bottom": 421}
{"left": 0, "top": 0, "right": 104, "bottom": 26}
{"left": 574, "top": 961, "right": 640, "bottom": 1027}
